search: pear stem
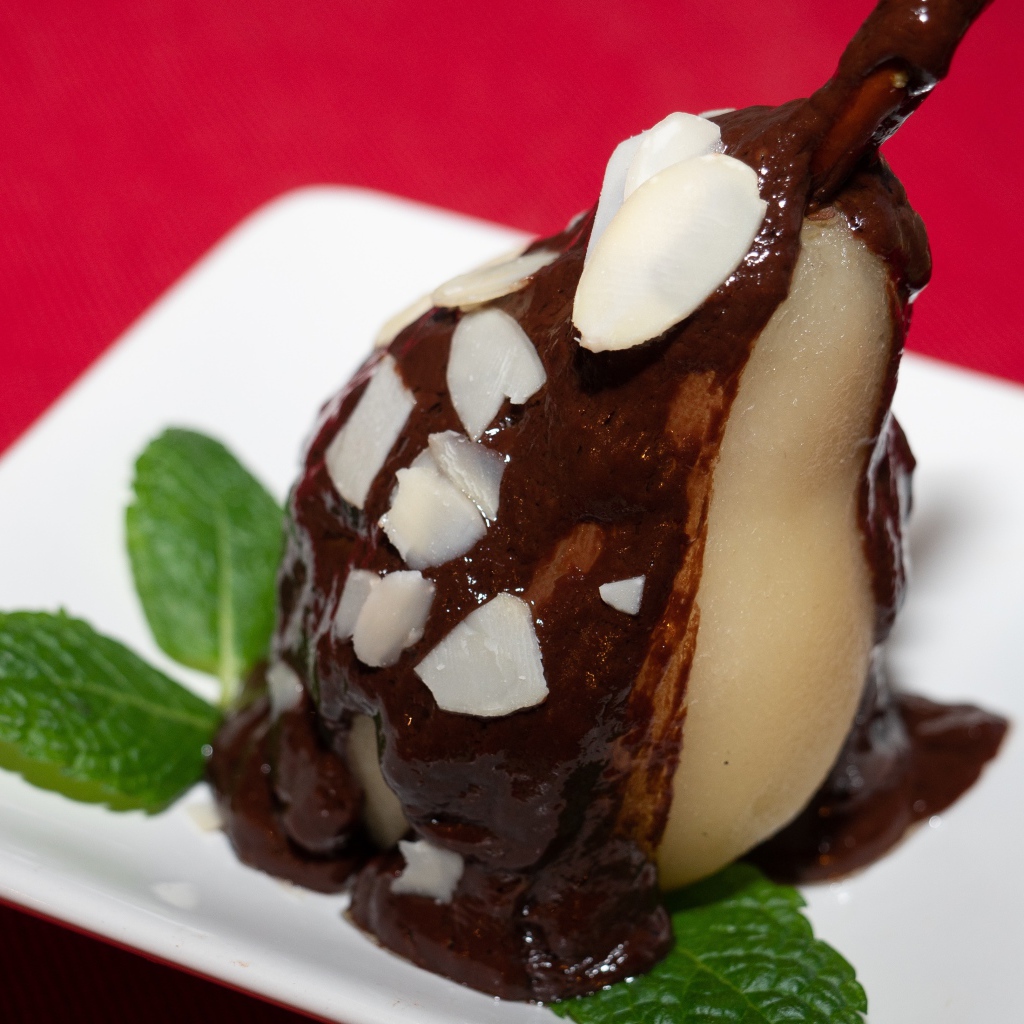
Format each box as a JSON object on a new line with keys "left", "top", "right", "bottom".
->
{"left": 807, "top": 0, "right": 993, "bottom": 204}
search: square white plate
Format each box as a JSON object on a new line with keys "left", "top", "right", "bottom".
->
{"left": 0, "top": 187, "right": 1021, "bottom": 1023}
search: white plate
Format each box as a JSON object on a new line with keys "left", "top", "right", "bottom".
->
{"left": 0, "top": 187, "right": 1021, "bottom": 1023}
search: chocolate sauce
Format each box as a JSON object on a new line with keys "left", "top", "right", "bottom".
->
{"left": 207, "top": 669, "right": 371, "bottom": 893}
{"left": 749, "top": 659, "right": 1008, "bottom": 882}
{"left": 209, "top": 0, "right": 1007, "bottom": 1001}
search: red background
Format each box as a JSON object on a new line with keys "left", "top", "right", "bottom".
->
{"left": 1, "top": 0, "right": 1021, "bottom": 1020}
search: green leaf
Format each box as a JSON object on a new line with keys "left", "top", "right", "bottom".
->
{"left": 0, "top": 611, "right": 221, "bottom": 812}
{"left": 126, "top": 428, "right": 283, "bottom": 706}
{"left": 552, "top": 864, "right": 866, "bottom": 1024}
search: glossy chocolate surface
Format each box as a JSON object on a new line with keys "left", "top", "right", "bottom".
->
{"left": 749, "top": 659, "right": 1008, "bottom": 882}
{"left": 209, "top": 0, "right": 1006, "bottom": 1001}
{"left": 207, "top": 668, "right": 372, "bottom": 893}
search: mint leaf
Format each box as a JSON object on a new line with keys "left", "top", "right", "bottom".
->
{"left": 126, "top": 429, "right": 283, "bottom": 706}
{"left": 0, "top": 611, "right": 220, "bottom": 812}
{"left": 552, "top": 864, "right": 866, "bottom": 1023}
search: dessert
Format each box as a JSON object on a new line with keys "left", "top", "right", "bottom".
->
{"left": 209, "top": 0, "right": 1007, "bottom": 1002}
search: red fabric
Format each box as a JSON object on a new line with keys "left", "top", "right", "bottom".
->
{"left": 3, "top": 1, "right": 1024, "bottom": 459}
{"left": 0, "top": 1, "right": 1021, "bottom": 1020}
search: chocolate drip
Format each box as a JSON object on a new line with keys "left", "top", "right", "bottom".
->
{"left": 209, "top": 0, "right": 1006, "bottom": 1001}
{"left": 208, "top": 667, "right": 371, "bottom": 893}
{"left": 748, "top": 659, "right": 1008, "bottom": 882}
{"left": 862, "top": 412, "right": 916, "bottom": 640}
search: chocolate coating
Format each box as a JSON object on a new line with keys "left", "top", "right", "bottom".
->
{"left": 748, "top": 658, "right": 1008, "bottom": 882}
{"left": 208, "top": 667, "right": 372, "bottom": 893}
{"left": 209, "top": 0, "right": 1007, "bottom": 1001}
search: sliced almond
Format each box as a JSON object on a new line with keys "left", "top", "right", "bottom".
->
{"left": 447, "top": 308, "right": 547, "bottom": 441}
{"left": 432, "top": 248, "right": 558, "bottom": 309}
{"left": 334, "top": 568, "right": 380, "bottom": 639}
{"left": 574, "top": 154, "right": 767, "bottom": 353}
{"left": 324, "top": 355, "right": 416, "bottom": 509}
{"left": 374, "top": 293, "right": 433, "bottom": 349}
{"left": 586, "top": 131, "right": 645, "bottom": 262}
{"left": 622, "top": 113, "right": 722, "bottom": 199}
{"left": 564, "top": 209, "right": 588, "bottom": 232}
{"left": 408, "top": 447, "right": 437, "bottom": 471}
{"left": 185, "top": 800, "right": 223, "bottom": 833}
{"left": 266, "top": 660, "right": 304, "bottom": 718}
{"left": 588, "top": 113, "right": 721, "bottom": 261}
{"left": 352, "top": 570, "right": 436, "bottom": 668}
{"left": 391, "top": 839, "right": 464, "bottom": 903}
{"left": 379, "top": 458, "right": 486, "bottom": 569}
{"left": 599, "top": 575, "right": 646, "bottom": 615}
{"left": 414, "top": 593, "right": 547, "bottom": 717}
{"left": 427, "top": 430, "right": 506, "bottom": 521}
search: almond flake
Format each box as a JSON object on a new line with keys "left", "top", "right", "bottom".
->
{"left": 374, "top": 293, "right": 433, "bottom": 349}
{"left": 266, "top": 661, "right": 304, "bottom": 718}
{"left": 324, "top": 355, "right": 416, "bottom": 509}
{"left": 587, "top": 113, "right": 721, "bottom": 261}
{"left": 334, "top": 568, "right": 380, "bottom": 639}
{"left": 352, "top": 570, "right": 436, "bottom": 668}
{"left": 564, "top": 209, "right": 588, "bottom": 232}
{"left": 427, "top": 430, "right": 505, "bottom": 521}
{"left": 599, "top": 575, "right": 646, "bottom": 615}
{"left": 379, "top": 456, "right": 486, "bottom": 569}
{"left": 586, "top": 131, "right": 645, "bottom": 262}
{"left": 415, "top": 594, "right": 547, "bottom": 717}
{"left": 391, "top": 839, "right": 464, "bottom": 903}
{"left": 446, "top": 308, "right": 547, "bottom": 441}
{"left": 408, "top": 447, "right": 437, "bottom": 471}
{"left": 185, "top": 800, "right": 223, "bottom": 833}
{"left": 623, "top": 112, "right": 722, "bottom": 199}
{"left": 574, "top": 153, "right": 766, "bottom": 352}
{"left": 432, "top": 248, "right": 558, "bottom": 309}
{"left": 151, "top": 882, "right": 200, "bottom": 910}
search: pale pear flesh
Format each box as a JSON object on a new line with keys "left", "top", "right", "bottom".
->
{"left": 656, "top": 215, "right": 892, "bottom": 889}
{"left": 347, "top": 713, "right": 410, "bottom": 849}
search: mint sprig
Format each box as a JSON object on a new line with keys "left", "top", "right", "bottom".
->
{"left": 0, "top": 428, "right": 281, "bottom": 812}
{"left": 0, "top": 611, "right": 220, "bottom": 812}
{"left": 553, "top": 864, "right": 866, "bottom": 1023}
{"left": 126, "top": 428, "right": 283, "bottom": 707}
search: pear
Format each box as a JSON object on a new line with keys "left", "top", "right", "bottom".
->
{"left": 209, "top": 0, "right": 1004, "bottom": 1002}
{"left": 656, "top": 213, "right": 892, "bottom": 886}
{"left": 341, "top": 125, "right": 896, "bottom": 887}
{"left": 347, "top": 211, "right": 895, "bottom": 887}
